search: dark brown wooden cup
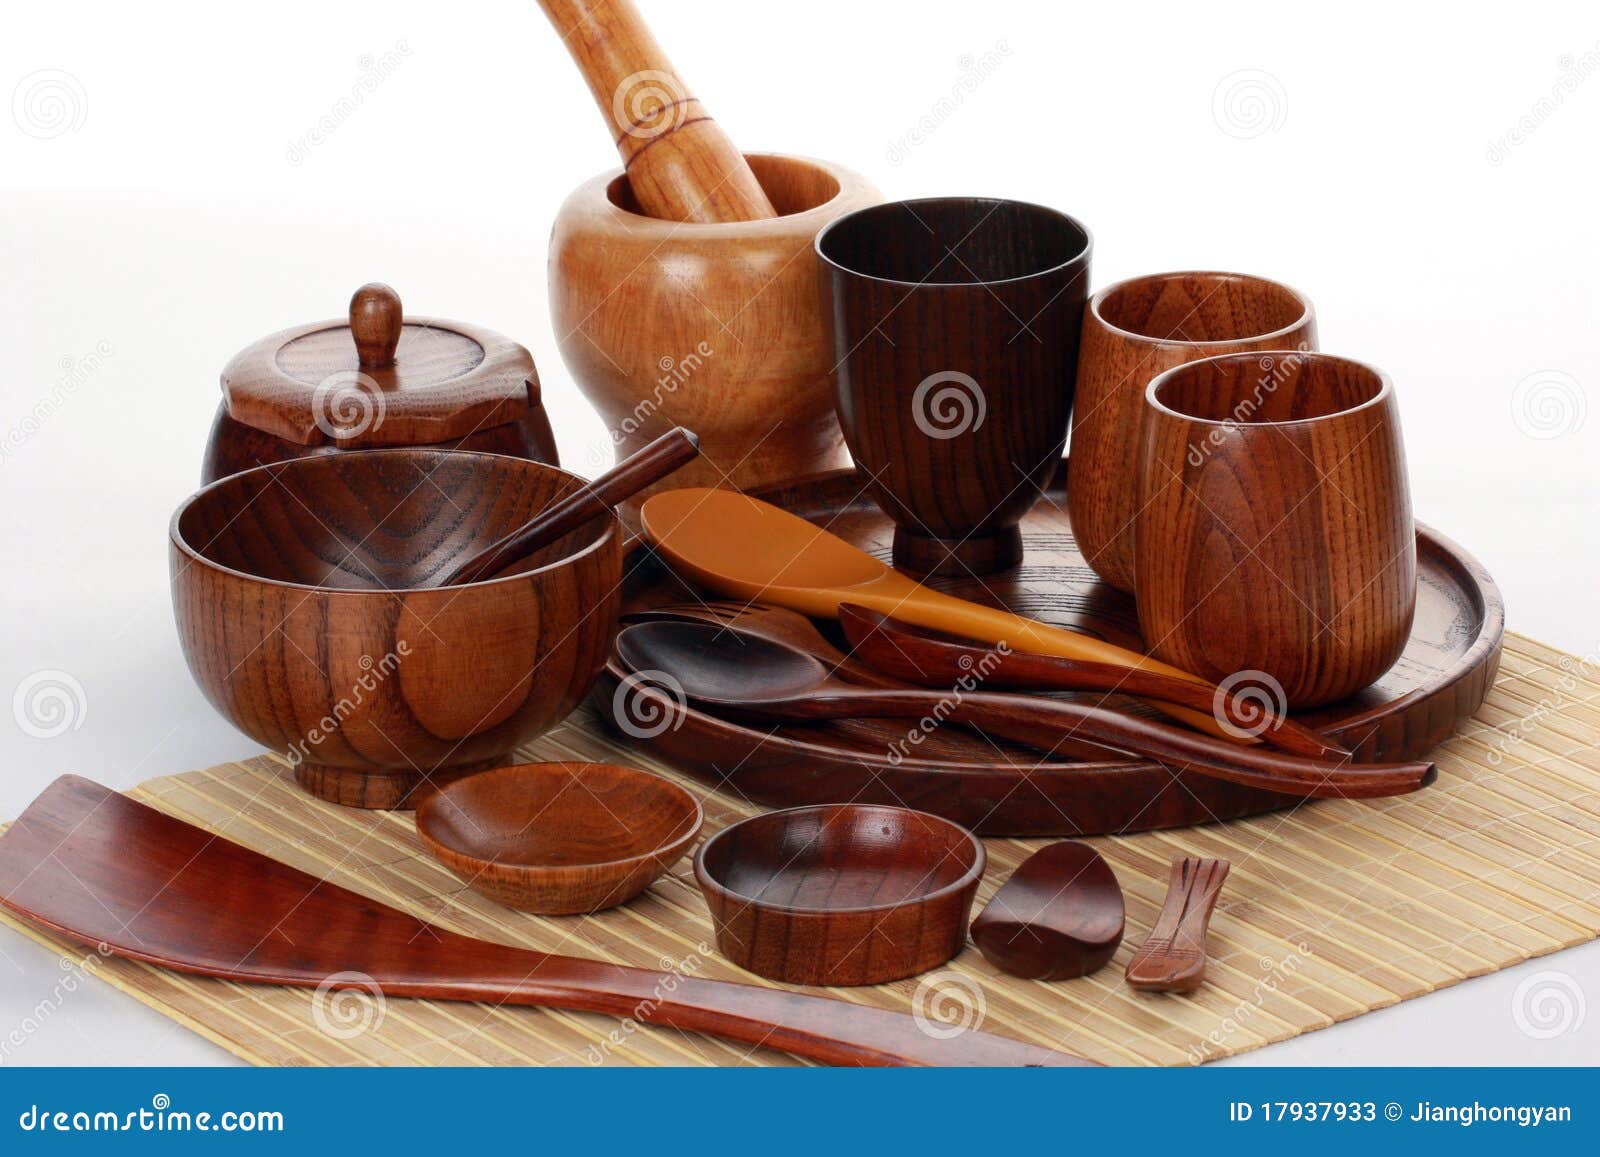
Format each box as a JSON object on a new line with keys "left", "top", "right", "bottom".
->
{"left": 1068, "top": 272, "right": 1316, "bottom": 592}
{"left": 816, "top": 197, "right": 1091, "bottom": 576}
{"left": 1135, "top": 351, "right": 1416, "bottom": 709}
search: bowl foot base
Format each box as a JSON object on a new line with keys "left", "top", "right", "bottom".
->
{"left": 893, "top": 525, "right": 1022, "bottom": 577}
{"left": 294, "top": 758, "right": 507, "bottom": 811}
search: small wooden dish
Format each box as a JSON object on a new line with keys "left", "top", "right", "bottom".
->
{"left": 694, "top": 804, "right": 985, "bottom": 986}
{"left": 416, "top": 762, "right": 702, "bottom": 915}
{"left": 971, "top": 842, "right": 1125, "bottom": 980}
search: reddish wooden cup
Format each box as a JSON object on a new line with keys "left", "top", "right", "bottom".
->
{"left": 1068, "top": 272, "right": 1316, "bottom": 592}
{"left": 1134, "top": 350, "right": 1415, "bottom": 708}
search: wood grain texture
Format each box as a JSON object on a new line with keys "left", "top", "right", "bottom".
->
{"left": 0, "top": 643, "right": 1592, "bottom": 1067}
{"left": 1137, "top": 351, "right": 1416, "bottom": 708}
{"left": 1125, "top": 857, "right": 1231, "bottom": 993}
{"left": 0, "top": 777, "right": 1082, "bottom": 1066}
{"left": 171, "top": 449, "right": 621, "bottom": 809}
{"left": 536, "top": 0, "right": 775, "bottom": 222}
{"left": 694, "top": 804, "right": 984, "bottom": 986}
{"left": 614, "top": 621, "right": 1436, "bottom": 800}
{"left": 605, "top": 461, "right": 1503, "bottom": 835}
{"left": 1068, "top": 272, "right": 1317, "bottom": 592}
{"left": 415, "top": 762, "right": 701, "bottom": 914}
{"left": 549, "top": 153, "right": 881, "bottom": 519}
{"left": 620, "top": 600, "right": 1122, "bottom": 761}
{"left": 817, "top": 197, "right": 1091, "bottom": 575}
{"left": 836, "top": 603, "right": 1349, "bottom": 760}
{"left": 214, "top": 285, "right": 550, "bottom": 454}
{"left": 206, "top": 285, "right": 557, "bottom": 481}
{"left": 201, "top": 407, "right": 559, "bottom": 487}
{"left": 438, "top": 427, "right": 697, "bottom": 586}
{"left": 637, "top": 486, "right": 1231, "bottom": 738}
{"left": 971, "top": 842, "right": 1125, "bottom": 980}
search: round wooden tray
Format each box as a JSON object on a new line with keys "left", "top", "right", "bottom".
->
{"left": 600, "top": 462, "right": 1505, "bottom": 835}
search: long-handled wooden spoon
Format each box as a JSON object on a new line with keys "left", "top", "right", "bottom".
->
{"left": 614, "top": 622, "right": 1436, "bottom": 799}
{"left": 639, "top": 487, "right": 1234, "bottom": 739}
{"left": 836, "top": 604, "right": 1350, "bottom": 760}
{"left": 0, "top": 776, "right": 1087, "bottom": 1067}
{"left": 618, "top": 600, "right": 1124, "bottom": 760}
{"left": 438, "top": 427, "right": 698, "bottom": 586}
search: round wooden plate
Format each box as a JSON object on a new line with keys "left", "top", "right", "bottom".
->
{"left": 600, "top": 462, "right": 1504, "bottom": 836}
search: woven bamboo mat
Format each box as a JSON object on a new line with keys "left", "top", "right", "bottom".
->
{"left": 3, "top": 632, "right": 1598, "bottom": 1066}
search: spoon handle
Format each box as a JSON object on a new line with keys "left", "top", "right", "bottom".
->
{"left": 838, "top": 604, "right": 1346, "bottom": 760}
{"left": 787, "top": 688, "right": 1433, "bottom": 799}
{"left": 1125, "top": 857, "right": 1230, "bottom": 993}
{"left": 439, "top": 428, "right": 699, "bottom": 586}
{"left": 849, "top": 580, "right": 1233, "bottom": 737}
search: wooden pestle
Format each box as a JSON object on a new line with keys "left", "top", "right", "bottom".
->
{"left": 537, "top": 0, "right": 777, "bottom": 222}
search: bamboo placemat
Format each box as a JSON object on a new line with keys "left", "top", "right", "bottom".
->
{"left": 3, "top": 632, "right": 1598, "bottom": 1066}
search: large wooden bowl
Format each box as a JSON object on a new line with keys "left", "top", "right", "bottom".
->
{"left": 170, "top": 450, "right": 622, "bottom": 809}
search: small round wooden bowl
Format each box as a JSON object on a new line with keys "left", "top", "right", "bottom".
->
{"left": 415, "top": 762, "right": 702, "bottom": 915}
{"left": 170, "top": 449, "right": 622, "bottom": 810}
{"left": 694, "top": 804, "right": 985, "bottom": 986}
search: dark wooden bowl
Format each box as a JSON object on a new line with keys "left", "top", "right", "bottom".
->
{"left": 694, "top": 804, "right": 985, "bottom": 986}
{"left": 170, "top": 449, "right": 622, "bottom": 810}
{"left": 415, "top": 762, "right": 703, "bottom": 914}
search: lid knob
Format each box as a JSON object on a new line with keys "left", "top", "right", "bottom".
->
{"left": 349, "top": 283, "right": 402, "bottom": 370}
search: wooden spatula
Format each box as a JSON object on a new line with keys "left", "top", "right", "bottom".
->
{"left": 0, "top": 776, "right": 1089, "bottom": 1067}
{"left": 642, "top": 487, "right": 1250, "bottom": 741}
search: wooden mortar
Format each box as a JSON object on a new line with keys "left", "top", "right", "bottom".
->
{"left": 549, "top": 153, "right": 881, "bottom": 516}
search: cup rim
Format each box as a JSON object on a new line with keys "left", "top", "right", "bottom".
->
{"left": 1144, "top": 350, "right": 1393, "bottom": 429}
{"left": 1091, "top": 270, "right": 1313, "bottom": 348}
{"left": 814, "top": 196, "right": 1093, "bottom": 289}
{"left": 170, "top": 448, "right": 619, "bottom": 596}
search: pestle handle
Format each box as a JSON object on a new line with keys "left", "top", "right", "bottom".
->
{"left": 536, "top": 0, "right": 777, "bottom": 223}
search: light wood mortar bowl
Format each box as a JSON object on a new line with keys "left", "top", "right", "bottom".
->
{"left": 548, "top": 152, "right": 881, "bottom": 523}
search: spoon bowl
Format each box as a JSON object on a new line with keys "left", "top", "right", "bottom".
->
{"left": 616, "top": 619, "right": 829, "bottom": 703}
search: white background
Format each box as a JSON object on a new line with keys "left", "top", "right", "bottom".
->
{"left": 1, "top": 0, "right": 1596, "bottom": 1065}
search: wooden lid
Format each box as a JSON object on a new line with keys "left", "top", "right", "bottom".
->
{"left": 220, "top": 284, "right": 542, "bottom": 447}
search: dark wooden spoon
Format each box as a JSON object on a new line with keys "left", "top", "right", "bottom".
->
{"left": 437, "top": 426, "right": 698, "bottom": 586}
{"left": 613, "top": 622, "right": 1437, "bottom": 800}
{"left": 0, "top": 775, "right": 1089, "bottom": 1067}
{"left": 618, "top": 601, "right": 1122, "bottom": 761}
{"left": 837, "top": 603, "right": 1349, "bottom": 760}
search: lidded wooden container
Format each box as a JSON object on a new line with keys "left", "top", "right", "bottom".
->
{"left": 202, "top": 283, "right": 559, "bottom": 482}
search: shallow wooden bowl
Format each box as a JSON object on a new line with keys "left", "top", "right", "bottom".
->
{"left": 694, "top": 804, "right": 985, "bottom": 986}
{"left": 415, "top": 762, "right": 703, "bottom": 915}
{"left": 170, "top": 449, "right": 622, "bottom": 810}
